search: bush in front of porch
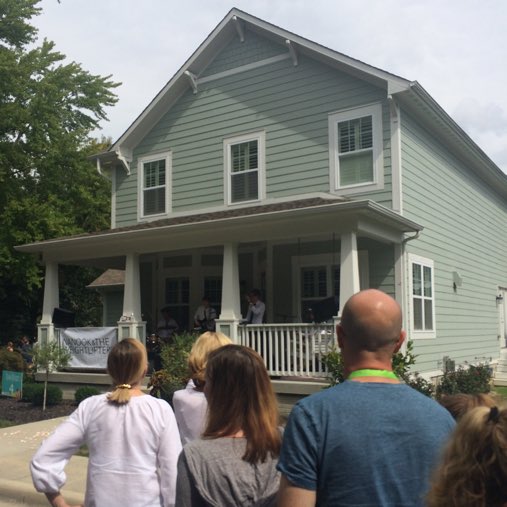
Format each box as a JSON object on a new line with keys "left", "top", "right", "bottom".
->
{"left": 322, "top": 341, "right": 434, "bottom": 397}
{"left": 148, "top": 332, "right": 197, "bottom": 404}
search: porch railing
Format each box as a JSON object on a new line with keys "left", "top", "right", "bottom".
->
{"left": 237, "top": 323, "right": 336, "bottom": 378}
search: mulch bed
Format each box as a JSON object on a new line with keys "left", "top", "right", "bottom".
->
{"left": 0, "top": 396, "right": 76, "bottom": 425}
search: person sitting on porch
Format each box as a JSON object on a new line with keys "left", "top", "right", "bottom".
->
{"left": 176, "top": 344, "right": 281, "bottom": 506}
{"left": 241, "top": 289, "right": 265, "bottom": 324}
{"left": 157, "top": 306, "right": 179, "bottom": 342}
{"left": 193, "top": 296, "right": 217, "bottom": 332}
{"left": 31, "top": 338, "right": 182, "bottom": 507}
{"left": 277, "top": 289, "right": 455, "bottom": 507}
{"left": 172, "top": 331, "right": 231, "bottom": 445}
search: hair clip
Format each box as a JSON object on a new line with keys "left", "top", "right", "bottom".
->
{"left": 487, "top": 406, "right": 500, "bottom": 423}
{"left": 116, "top": 383, "right": 131, "bottom": 390}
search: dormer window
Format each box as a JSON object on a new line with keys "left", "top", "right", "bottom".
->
{"left": 329, "top": 104, "right": 383, "bottom": 194}
{"left": 224, "top": 132, "right": 265, "bottom": 205}
{"left": 138, "top": 151, "right": 172, "bottom": 219}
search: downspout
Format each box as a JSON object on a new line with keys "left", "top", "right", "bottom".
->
{"left": 399, "top": 230, "right": 421, "bottom": 352}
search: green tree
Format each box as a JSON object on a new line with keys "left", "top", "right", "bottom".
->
{"left": 32, "top": 340, "right": 71, "bottom": 410}
{"left": 0, "top": 0, "right": 119, "bottom": 341}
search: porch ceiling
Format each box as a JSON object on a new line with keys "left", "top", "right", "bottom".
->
{"left": 15, "top": 198, "right": 422, "bottom": 265}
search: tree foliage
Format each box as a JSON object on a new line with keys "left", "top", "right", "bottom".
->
{"left": 0, "top": 0, "right": 120, "bottom": 341}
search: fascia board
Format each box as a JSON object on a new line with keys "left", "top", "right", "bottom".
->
{"left": 110, "top": 8, "right": 411, "bottom": 154}
{"left": 15, "top": 200, "right": 423, "bottom": 264}
{"left": 397, "top": 82, "right": 507, "bottom": 199}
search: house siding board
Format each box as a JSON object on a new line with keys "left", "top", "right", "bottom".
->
{"left": 114, "top": 39, "right": 393, "bottom": 226}
{"left": 200, "top": 30, "right": 287, "bottom": 77}
{"left": 104, "top": 290, "right": 123, "bottom": 327}
{"left": 400, "top": 110, "right": 507, "bottom": 371}
{"left": 359, "top": 239, "right": 395, "bottom": 295}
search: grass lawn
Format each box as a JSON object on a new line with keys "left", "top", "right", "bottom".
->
{"left": 0, "top": 419, "right": 14, "bottom": 428}
{"left": 492, "top": 386, "right": 507, "bottom": 399}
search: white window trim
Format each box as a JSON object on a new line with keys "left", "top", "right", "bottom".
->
{"left": 224, "top": 131, "right": 266, "bottom": 206}
{"left": 137, "top": 151, "right": 172, "bottom": 221}
{"left": 408, "top": 254, "right": 436, "bottom": 339}
{"left": 328, "top": 103, "right": 384, "bottom": 195}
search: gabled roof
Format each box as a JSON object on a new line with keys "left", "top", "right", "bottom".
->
{"left": 103, "top": 8, "right": 412, "bottom": 159}
{"left": 95, "top": 8, "right": 507, "bottom": 199}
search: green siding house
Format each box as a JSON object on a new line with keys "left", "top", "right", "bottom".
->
{"left": 18, "top": 9, "right": 507, "bottom": 380}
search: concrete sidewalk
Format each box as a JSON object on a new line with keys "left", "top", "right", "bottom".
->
{"left": 0, "top": 418, "right": 87, "bottom": 506}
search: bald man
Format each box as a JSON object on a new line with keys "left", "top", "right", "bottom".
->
{"left": 277, "top": 289, "right": 455, "bottom": 507}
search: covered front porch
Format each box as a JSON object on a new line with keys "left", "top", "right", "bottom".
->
{"left": 17, "top": 197, "right": 422, "bottom": 379}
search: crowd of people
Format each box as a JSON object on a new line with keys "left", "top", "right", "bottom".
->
{"left": 30, "top": 289, "right": 507, "bottom": 507}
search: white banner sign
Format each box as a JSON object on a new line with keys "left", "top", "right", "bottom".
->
{"left": 60, "top": 327, "right": 117, "bottom": 369}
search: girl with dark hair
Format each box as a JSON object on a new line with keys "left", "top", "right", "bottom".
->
{"left": 176, "top": 344, "right": 282, "bottom": 506}
{"left": 427, "top": 404, "right": 507, "bottom": 507}
{"left": 31, "top": 338, "right": 182, "bottom": 507}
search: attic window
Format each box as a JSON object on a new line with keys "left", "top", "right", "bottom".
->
{"left": 224, "top": 132, "right": 265, "bottom": 205}
{"left": 329, "top": 104, "right": 383, "bottom": 194}
{"left": 138, "top": 152, "right": 172, "bottom": 218}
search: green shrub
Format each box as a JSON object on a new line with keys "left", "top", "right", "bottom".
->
{"left": 31, "top": 384, "right": 63, "bottom": 407}
{"left": 150, "top": 332, "right": 197, "bottom": 404}
{"left": 322, "top": 340, "right": 434, "bottom": 397}
{"left": 21, "top": 382, "right": 42, "bottom": 402}
{"left": 75, "top": 386, "right": 101, "bottom": 404}
{"left": 0, "top": 348, "right": 25, "bottom": 376}
{"left": 403, "top": 373, "right": 434, "bottom": 398}
{"left": 436, "top": 363, "right": 492, "bottom": 399}
{"left": 321, "top": 349, "right": 345, "bottom": 385}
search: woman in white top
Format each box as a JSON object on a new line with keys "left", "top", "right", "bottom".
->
{"left": 31, "top": 338, "right": 182, "bottom": 507}
{"left": 172, "top": 331, "right": 231, "bottom": 445}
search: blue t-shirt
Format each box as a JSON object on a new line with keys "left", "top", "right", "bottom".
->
{"left": 278, "top": 381, "right": 455, "bottom": 506}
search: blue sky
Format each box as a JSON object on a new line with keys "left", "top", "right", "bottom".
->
{"left": 33, "top": 0, "right": 507, "bottom": 173}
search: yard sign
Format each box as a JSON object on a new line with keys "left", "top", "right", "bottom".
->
{"left": 1, "top": 370, "right": 23, "bottom": 398}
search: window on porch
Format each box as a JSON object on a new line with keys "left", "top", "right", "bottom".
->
{"left": 204, "top": 276, "right": 222, "bottom": 316}
{"left": 300, "top": 266, "right": 340, "bottom": 321}
{"left": 164, "top": 277, "right": 189, "bottom": 329}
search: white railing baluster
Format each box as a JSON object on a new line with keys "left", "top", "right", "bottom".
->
{"left": 234, "top": 322, "right": 335, "bottom": 378}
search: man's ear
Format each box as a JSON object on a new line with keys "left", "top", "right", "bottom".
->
{"left": 337, "top": 324, "right": 345, "bottom": 350}
{"left": 393, "top": 330, "right": 406, "bottom": 354}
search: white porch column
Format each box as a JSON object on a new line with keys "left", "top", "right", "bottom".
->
{"left": 38, "top": 261, "right": 59, "bottom": 345}
{"left": 339, "top": 231, "right": 361, "bottom": 315}
{"left": 216, "top": 243, "right": 241, "bottom": 342}
{"left": 118, "top": 253, "right": 146, "bottom": 342}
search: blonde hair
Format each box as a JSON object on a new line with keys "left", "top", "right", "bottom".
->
{"left": 107, "top": 338, "right": 147, "bottom": 404}
{"left": 427, "top": 405, "right": 507, "bottom": 507}
{"left": 439, "top": 393, "right": 497, "bottom": 421}
{"left": 187, "top": 331, "right": 231, "bottom": 388}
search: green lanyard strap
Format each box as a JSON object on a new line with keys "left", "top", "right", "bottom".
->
{"left": 348, "top": 369, "right": 398, "bottom": 380}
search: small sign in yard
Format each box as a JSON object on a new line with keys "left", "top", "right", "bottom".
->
{"left": 1, "top": 370, "right": 23, "bottom": 398}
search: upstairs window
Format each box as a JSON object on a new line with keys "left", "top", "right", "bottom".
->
{"left": 139, "top": 152, "right": 171, "bottom": 218}
{"left": 224, "top": 132, "right": 265, "bottom": 205}
{"left": 329, "top": 104, "right": 383, "bottom": 194}
{"left": 408, "top": 254, "right": 436, "bottom": 338}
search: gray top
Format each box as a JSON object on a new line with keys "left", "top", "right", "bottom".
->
{"left": 176, "top": 437, "right": 280, "bottom": 507}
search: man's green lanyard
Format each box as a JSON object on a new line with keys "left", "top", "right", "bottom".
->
{"left": 348, "top": 369, "right": 398, "bottom": 380}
